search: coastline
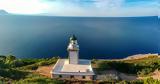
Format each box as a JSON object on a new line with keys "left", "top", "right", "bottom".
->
{"left": 0, "top": 53, "right": 160, "bottom": 83}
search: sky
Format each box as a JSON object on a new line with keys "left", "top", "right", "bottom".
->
{"left": 0, "top": 0, "right": 158, "bottom": 17}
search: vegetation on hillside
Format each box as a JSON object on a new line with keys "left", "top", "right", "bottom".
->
{"left": 93, "top": 55, "right": 160, "bottom": 76}
{"left": 0, "top": 54, "right": 160, "bottom": 84}
{"left": 0, "top": 55, "right": 63, "bottom": 84}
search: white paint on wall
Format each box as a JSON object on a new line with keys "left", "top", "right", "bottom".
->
{"left": 69, "top": 51, "right": 79, "bottom": 64}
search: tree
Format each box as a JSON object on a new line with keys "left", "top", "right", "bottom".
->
{"left": 5, "top": 55, "right": 16, "bottom": 64}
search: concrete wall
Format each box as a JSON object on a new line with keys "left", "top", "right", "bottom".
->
{"left": 69, "top": 51, "right": 79, "bottom": 64}
{"left": 52, "top": 74, "right": 94, "bottom": 80}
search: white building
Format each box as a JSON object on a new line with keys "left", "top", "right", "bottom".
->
{"left": 51, "top": 35, "right": 95, "bottom": 80}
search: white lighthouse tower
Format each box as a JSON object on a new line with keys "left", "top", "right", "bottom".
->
{"left": 67, "top": 35, "right": 79, "bottom": 64}
{"left": 51, "top": 35, "right": 95, "bottom": 80}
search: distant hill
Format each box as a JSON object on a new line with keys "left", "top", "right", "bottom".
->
{"left": 0, "top": 10, "right": 9, "bottom": 15}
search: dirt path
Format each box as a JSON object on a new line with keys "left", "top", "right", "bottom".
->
{"left": 118, "top": 73, "right": 138, "bottom": 81}
{"left": 117, "top": 70, "right": 160, "bottom": 81}
{"left": 151, "top": 69, "right": 160, "bottom": 80}
{"left": 36, "top": 65, "right": 53, "bottom": 78}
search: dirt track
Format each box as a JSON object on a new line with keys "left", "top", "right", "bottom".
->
{"left": 36, "top": 65, "right": 53, "bottom": 78}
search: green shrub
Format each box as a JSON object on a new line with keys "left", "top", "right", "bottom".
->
{"left": 143, "top": 78, "right": 160, "bottom": 84}
{"left": 14, "top": 74, "right": 64, "bottom": 84}
{"left": 21, "top": 64, "right": 39, "bottom": 70}
{"left": 96, "top": 58, "right": 160, "bottom": 75}
{"left": 0, "top": 69, "right": 28, "bottom": 80}
{"left": 137, "top": 68, "right": 153, "bottom": 76}
{"left": 97, "top": 61, "right": 112, "bottom": 70}
{"left": 5, "top": 55, "right": 16, "bottom": 64}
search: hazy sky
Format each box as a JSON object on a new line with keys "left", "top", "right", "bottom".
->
{"left": 0, "top": 0, "right": 158, "bottom": 17}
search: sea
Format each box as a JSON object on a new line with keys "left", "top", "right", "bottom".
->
{"left": 0, "top": 15, "right": 159, "bottom": 59}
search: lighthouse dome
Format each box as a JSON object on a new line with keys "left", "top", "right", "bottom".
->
{"left": 70, "top": 35, "right": 77, "bottom": 41}
{"left": 68, "top": 35, "right": 79, "bottom": 51}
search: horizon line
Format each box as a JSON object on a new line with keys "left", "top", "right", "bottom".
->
{"left": 1, "top": 14, "right": 159, "bottom": 18}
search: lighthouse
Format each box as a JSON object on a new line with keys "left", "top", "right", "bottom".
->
{"left": 51, "top": 35, "right": 95, "bottom": 80}
{"left": 67, "top": 35, "right": 79, "bottom": 64}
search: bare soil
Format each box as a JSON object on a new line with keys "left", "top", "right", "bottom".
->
{"left": 151, "top": 69, "right": 160, "bottom": 80}
{"left": 35, "top": 65, "right": 53, "bottom": 78}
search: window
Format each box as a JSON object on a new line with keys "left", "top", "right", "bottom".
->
{"left": 59, "top": 75, "right": 62, "bottom": 78}
{"left": 82, "top": 76, "right": 86, "bottom": 79}
{"left": 70, "top": 75, "right": 74, "bottom": 78}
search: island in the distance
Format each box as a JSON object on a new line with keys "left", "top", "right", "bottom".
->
{"left": 0, "top": 10, "right": 9, "bottom": 15}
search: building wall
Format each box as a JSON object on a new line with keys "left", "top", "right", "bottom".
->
{"left": 52, "top": 74, "right": 94, "bottom": 80}
{"left": 69, "top": 51, "right": 79, "bottom": 64}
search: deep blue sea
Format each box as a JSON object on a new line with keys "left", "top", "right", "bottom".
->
{"left": 0, "top": 15, "right": 159, "bottom": 59}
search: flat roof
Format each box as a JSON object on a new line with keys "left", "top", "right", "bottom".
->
{"left": 52, "top": 59, "right": 94, "bottom": 75}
